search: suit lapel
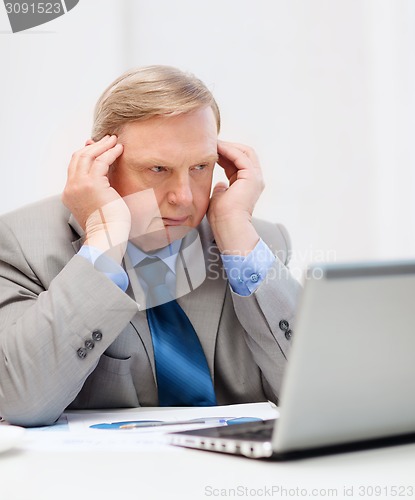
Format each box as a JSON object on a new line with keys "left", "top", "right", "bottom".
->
{"left": 175, "top": 226, "right": 206, "bottom": 296}
{"left": 68, "top": 213, "right": 157, "bottom": 378}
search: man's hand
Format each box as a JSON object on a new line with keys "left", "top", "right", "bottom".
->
{"left": 208, "top": 140, "right": 265, "bottom": 255}
{"left": 62, "top": 135, "right": 131, "bottom": 263}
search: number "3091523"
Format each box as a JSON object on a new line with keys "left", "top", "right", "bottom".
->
{"left": 5, "top": 3, "right": 62, "bottom": 15}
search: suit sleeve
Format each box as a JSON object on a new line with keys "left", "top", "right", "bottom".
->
{"left": 229, "top": 222, "right": 302, "bottom": 402}
{"left": 0, "top": 220, "right": 139, "bottom": 427}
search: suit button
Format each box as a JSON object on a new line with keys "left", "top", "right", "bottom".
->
{"left": 92, "top": 330, "right": 103, "bottom": 341}
{"left": 285, "top": 329, "right": 293, "bottom": 340}
{"left": 77, "top": 347, "right": 87, "bottom": 359}
{"left": 250, "top": 273, "right": 259, "bottom": 283}
{"left": 279, "top": 320, "right": 289, "bottom": 332}
{"left": 85, "top": 339, "right": 95, "bottom": 350}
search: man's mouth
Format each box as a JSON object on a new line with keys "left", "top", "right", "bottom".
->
{"left": 162, "top": 216, "right": 189, "bottom": 226}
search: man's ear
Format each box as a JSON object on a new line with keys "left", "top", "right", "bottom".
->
{"left": 85, "top": 139, "right": 95, "bottom": 146}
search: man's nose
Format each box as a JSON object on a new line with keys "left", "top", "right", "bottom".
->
{"left": 168, "top": 175, "right": 193, "bottom": 206}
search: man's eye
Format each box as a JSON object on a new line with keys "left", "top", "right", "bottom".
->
{"left": 192, "top": 164, "right": 207, "bottom": 171}
{"left": 150, "top": 166, "right": 167, "bottom": 173}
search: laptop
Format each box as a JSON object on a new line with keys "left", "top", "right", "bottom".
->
{"left": 168, "top": 260, "right": 415, "bottom": 459}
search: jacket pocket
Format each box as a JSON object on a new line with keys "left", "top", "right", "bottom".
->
{"left": 69, "top": 354, "right": 139, "bottom": 409}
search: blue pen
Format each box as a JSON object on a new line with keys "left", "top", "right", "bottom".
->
{"left": 90, "top": 417, "right": 262, "bottom": 430}
{"left": 118, "top": 416, "right": 262, "bottom": 429}
{"left": 90, "top": 420, "right": 161, "bottom": 430}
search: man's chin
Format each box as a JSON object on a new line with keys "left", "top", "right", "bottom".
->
{"left": 129, "top": 225, "right": 193, "bottom": 252}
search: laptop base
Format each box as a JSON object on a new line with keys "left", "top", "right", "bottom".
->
{"left": 169, "top": 420, "right": 415, "bottom": 460}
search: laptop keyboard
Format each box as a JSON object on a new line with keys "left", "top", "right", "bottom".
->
{"left": 220, "top": 419, "right": 274, "bottom": 440}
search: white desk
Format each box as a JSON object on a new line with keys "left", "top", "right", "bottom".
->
{"left": 1, "top": 410, "right": 415, "bottom": 500}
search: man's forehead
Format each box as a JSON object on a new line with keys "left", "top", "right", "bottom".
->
{"left": 123, "top": 151, "right": 219, "bottom": 166}
{"left": 119, "top": 109, "right": 218, "bottom": 163}
{"left": 120, "top": 108, "right": 217, "bottom": 140}
{"left": 121, "top": 133, "right": 218, "bottom": 165}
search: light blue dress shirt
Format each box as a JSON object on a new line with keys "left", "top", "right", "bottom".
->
{"left": 78, "top": 238, "right": 275, "bottom": 296}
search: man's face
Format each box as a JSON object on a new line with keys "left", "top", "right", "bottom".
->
{"left": 109, "top": 107, "right": 218, "bottom": 251}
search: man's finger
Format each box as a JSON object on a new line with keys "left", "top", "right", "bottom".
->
{"left": 90, "top": 143, "right": 124, "bottom": 177}
{"left": 67, "top": 135, "right": 117, "bottom": 178}
{"left": 218, "top": 140, "right": 260, "bottom": 169}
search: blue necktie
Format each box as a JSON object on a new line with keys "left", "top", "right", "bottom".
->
{"left": 138, "top": 257, "right": 217, "bottom": 407}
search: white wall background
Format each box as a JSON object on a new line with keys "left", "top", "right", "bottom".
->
{"left": 0, "top": 0, "right": 414, "bottom": 279}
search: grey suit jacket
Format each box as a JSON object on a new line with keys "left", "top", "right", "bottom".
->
{"left": 0, "top": 196, "right": 301, "bottom": 426}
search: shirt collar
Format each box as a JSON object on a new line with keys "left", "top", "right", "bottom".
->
{"left": 126, "top": 239, "right": 182, "bottom": 274}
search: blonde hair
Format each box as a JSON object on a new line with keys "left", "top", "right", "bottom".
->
{"left": 92, "top": 65, "right": 220, "bottom": 140}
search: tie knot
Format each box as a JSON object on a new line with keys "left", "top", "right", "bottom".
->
{"left": 138, "top": 257, "right": 169, "bottom": 287}
{"left": 137, "top": 257, "right": 172, "bottom": 308}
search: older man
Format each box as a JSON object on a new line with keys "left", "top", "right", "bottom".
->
{"left": 0, "top": 66, "right": 300, "bottom": 426}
